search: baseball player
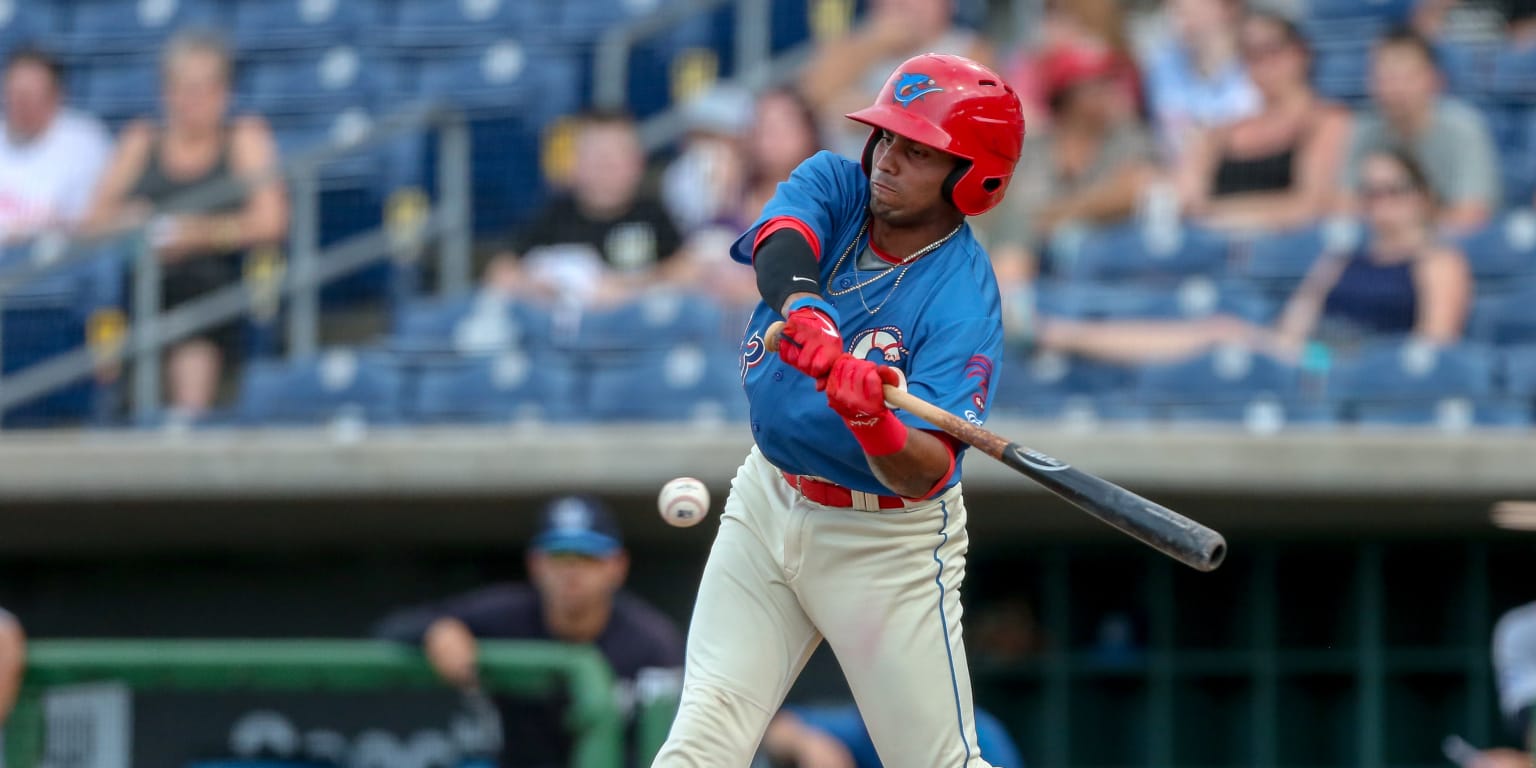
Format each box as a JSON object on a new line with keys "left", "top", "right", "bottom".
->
{"left": 654, "top": 53, "right": 1024, "bottom": 767}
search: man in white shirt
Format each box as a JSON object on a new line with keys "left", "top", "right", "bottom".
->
{"left": 0, "top": 48, "right": 111, "bottom": 243}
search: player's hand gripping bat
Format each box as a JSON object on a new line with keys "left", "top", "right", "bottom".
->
{"left": 765, "top": 321, "right": 1228, "bottom": 572}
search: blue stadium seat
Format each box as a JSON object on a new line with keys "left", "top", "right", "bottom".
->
{"left": 0, "top": 2, "right": 63, "bottom": 48}
{"left": 1049, "top": 222, "right": 1231, "bottom": 282}
{"left": 1437, "top": 42, "right": 1493, "bottom": 97}
{"left": 1034, "top": 278, "right": 1273, "bottom": 323}
{"left": 1351, "top": 398, "right": 1532, "bottom": 429}
{"left": 72, "top": 56, "right": 159, "bottom": 122}
{"left": 389, "top": 294, "right": 552, "bottom": 355}
{"left": 61, "top": 0, "right": 225, "bottom": 54}
{"left": 999, "top": 394, "right": 1153, "bottom": 426}
{"left": 270, "top": 108, "right": 380, "bottom": 190}
{"left": 230, "top": 0, "right": 378, "bottom": 50}
{"left": 556, "top": 0, "right": 666, "bottom": 43}
{"left": 1490, "top": 46, "right": 1536, "bottom": 99}
{"left": 383, "top": 0, "right": 538, "bottom": 47}
{"left": 1241, "top": 219, "right": 1362, "bottom": 283}
{"left": 1452, "top": 208, "right": 1536, "bottom": 280}
{"left": 1161, "top": 397, "right": 1340, "bottom": 431}
{"left": 1312, "top": 48, "right": 1372, "bottom": 103}
{"left": 407, "top": 43, "right": 583, "bottom": 120}
{"left": 1134, "top": 346, "right": 1301, "bottom": 404}
{"left": 1469, "top": 280, "right": 1536, "bottom": 344}
{"left": 1503, "top": 344, "right": 1536, "bottom": 397}
{"left": 1330, "top": 340, "right": 1497, "bottom": 401}
{"left": 1303, "top": 0, "right": 1414, "bottom": 22}
{"left": 990, "top": 350, "right": 1132, "bottom": 413}
{"left": 236, "top": 350, "right": 408, "bottom": 425}
{"left": 586, "top": 343, "right": 746, "bottom": 422}
{"left": 571, "top": 292, "right": 727, "bottom": 353}
{"left": 242, "top": 46, "right": 374, "bottom": 115}
{"left": 411, "top": 349, "right": 582, "bottom": 423}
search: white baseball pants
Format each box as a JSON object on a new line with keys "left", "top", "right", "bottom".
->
{"left": 653, "top": 446, "right": 996, "bottom": 768}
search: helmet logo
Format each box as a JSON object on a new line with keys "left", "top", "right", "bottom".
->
{"left": 892, "top": 72, "right": 943, "bottom": 107}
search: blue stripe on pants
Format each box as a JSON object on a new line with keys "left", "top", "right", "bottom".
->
{"left": 932, "top": 499, "right": 973, "bottom": 766}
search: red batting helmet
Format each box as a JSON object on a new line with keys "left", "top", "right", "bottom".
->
{"left": 846, "top": 53, "right": 1026, "bottom": 216}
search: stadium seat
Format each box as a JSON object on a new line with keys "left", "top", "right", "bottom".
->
{"left": 998, "top": 393, "right": 1153, "bottom": 426}
{"left": 1312, "top": 47, "right": 1372, "bottom": 103}
{"left": 236, "top": 349, "right": 409, "bottom": 425}
{"left": 61, "top": 0, "right": 225, "bottom": 54}
{"left": 1303, "top": 0, "right": 1414, "bottom": 22}
{"left": 1330, "top": 340, "right": 1497, "bottom": 401}
{"left": 270, "top": 108, "right": 380, "bottom": 190}
{"left": 383, "top": 0, "right": 539, "bottom": 47}
{"left": 0, "top": 1, "right": 63, "bottom": 48}
{"left": 570, "top": 292, "right": 727, "bottom": 353}
{"left": 1240, "top": 219, "right": 1362, "bottom": 283}
{"left": 389, "top": 294, "right": 552, "bottom": 356}
{"left": 586, "top": 343, "right": 746, "bottom": 422}
{"left": 556, "top": 0, "right": 667, "bottom": 43}
{"left": 411, "top": 349, "right": 582, "bottom": 423}
{"left": 990, "top": 350, "right": 1132, "bottom": 412}
{"left": 405, "top": 43, "right": 584, "bottom": 121}
{"left": 1048, "top": 222, "right": 1231, "bottom": 282}
{"left": 1351, "top": 398, "right": 1532, "bottom": 429}
{"left": 1490, "top": 46, "right": 1536, "bottom": 99}
{"left": 72, "top": 56, "right": 159, "bottom": 123}
{"left": 1033, "top": 278, "right": 1273, "bottom": 323}
{"left": 1160, "top": 397, "right": 1340, "bottom": 432}
{"left": 1134, "top": 346, "right": 1301, "bottom": 404}
{"left": 242, "top": 46, "right": 374, "bottom": 115}
{"left": 1468, "top": 280, "right": 1536, "bottom": 344}
{"left": 1452, "top": 208, "right": 1536, "bottom": 280}
{"left": 230, "top": 0, "right": 378, "bottom": 51}
{"left": 1503, "top": 344, "right": 1536, "bottom": 397}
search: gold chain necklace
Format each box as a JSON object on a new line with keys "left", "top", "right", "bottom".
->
{"left": 825, "top": 219, "right": 962, "bottom": 315}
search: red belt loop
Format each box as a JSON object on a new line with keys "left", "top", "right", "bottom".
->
{"left": 781, "top": 471, "right": 907, "bottom": 511}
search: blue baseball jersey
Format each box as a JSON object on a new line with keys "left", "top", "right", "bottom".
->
{"left": 731, "top": 151, "right": 1004, "bottom": 496}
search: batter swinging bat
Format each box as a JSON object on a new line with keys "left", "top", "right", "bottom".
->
{"left": 765, "top": 321, "right": 1228, "bottom": 572}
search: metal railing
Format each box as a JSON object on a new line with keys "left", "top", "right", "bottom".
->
{"left": 4, "top": 639, "right": 624, "bottom": 768}
{"left": 0, "top": 104, "right": 471, "bottom": 425}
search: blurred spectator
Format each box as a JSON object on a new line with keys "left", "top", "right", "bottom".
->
{"left": 374, "top": 496, "right": 684, "bottom": 768}
{"left": 1491, "top": 602, "right": 1536, "bottom": 761}
{"left": 84, "top": 31, "right": 288, "bottom": 419}
{"left": 1506, "top": 0, "right": 1536, "bottom": 47}
{"left": 759, "top": 704, "right": 1023, "bottom": 768}
{"left": 1039, "top": 149, "right": 1471, "bottom": 363}
{"left": 1342, "top": 27, "right": 1500, "bottom": 232}
{"left": 1005, "top": 0, "right": 1143, "bottom": 130}
{"left": 481, "top": 109, "right": 685, "bottom": 307}
{"left": 983, "top": 44, "right": 1155, "bottom": 292}
{"left": 0, "top": 606, "right": 23, "bottom": 727}
{"left": 1175, "top": 12, "right": 1352, "bottom": 231}
{"left": 1142, "top": 0, "right": 1259, "bottom": 161}
{"left": 799, "top": 0, "right": 993, "bottom": 159}
{"left": 663, "top": 86, "right": 753, "bottom": 237}
{"left": 744, "top": 88, "right": 826, "bottom": 221}
{"left": 0, "top": 48, "right": 111, "bottom": 244}
{"left": 971, "top": 596, "right": 1045, "bottom": 665}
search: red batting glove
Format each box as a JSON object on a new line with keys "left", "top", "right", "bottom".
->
{"left": 824, "top": 355, "right": 908, "bottom": 456}
{"left": 779, "top": 298, "right": 843, "bottom": 389}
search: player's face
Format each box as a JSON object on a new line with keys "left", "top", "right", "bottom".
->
{"left": 529, "top": 551, "right": 628, "bottom": 612}
{"left": 867, "top": 131, "right": 959, "bottom": 225}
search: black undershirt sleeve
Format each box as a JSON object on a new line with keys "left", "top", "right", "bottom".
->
{"left": 754, "top": 229, "right": 822, "bottom": 316}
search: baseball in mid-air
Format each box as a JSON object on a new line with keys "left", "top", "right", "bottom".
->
{"left": 658, "top": 477, "right": 711, "bottom": 528}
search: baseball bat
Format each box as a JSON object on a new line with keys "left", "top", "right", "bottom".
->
{"left": 765, "top": 321, "right": 1227, "bottom": 572}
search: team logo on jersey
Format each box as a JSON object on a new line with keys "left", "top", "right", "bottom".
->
{"left": 740, "top": 332, "right": 765, "bottom": 381}
{"left": 963, "top": 355, "right": 993, "bottom": 425}
{"left": 848, "top": 327, "right": 907, "bottom": 363}
{"left": 893, "top": 72, "right": 943, "bottom": 107}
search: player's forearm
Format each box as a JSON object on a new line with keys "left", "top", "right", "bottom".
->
{"left": 867, "top": 427, "right": 951, "bottom": 499}
{"left": 0, "top": 619, "right": 26, "bottom": 724}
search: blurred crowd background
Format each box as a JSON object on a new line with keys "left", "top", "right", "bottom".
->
{"left": 0, "top": 1, "right": 1534, "bottom": 767}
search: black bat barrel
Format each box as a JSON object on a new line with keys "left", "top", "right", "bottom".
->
{"left": 1001, "top": 443, "right": 1227, "bottom": 572}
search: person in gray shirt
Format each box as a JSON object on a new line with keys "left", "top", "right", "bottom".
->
{"left": 1343, "top": 27, "right": 1500, "bottom": 233}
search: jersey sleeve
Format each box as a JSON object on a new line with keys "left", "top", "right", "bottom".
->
{"left": 729, "top": 151, "right": 865, "bottom": 265}
{"left": 899, "top": 315, "right": 1004, "bottom": 433}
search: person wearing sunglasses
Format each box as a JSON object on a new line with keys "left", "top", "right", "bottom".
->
{"left": 1036, "top": 148, "right": 1471, "bottom": 364}
{"left": 1173, "top": 11, "right": 1352, "bottom": 232}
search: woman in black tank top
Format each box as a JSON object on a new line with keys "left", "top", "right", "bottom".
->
{"left": 83, "top": 32, "right": 288, "bottom": 420}
{"left": 1174, "top": 12, "right": 1351, "bottom": 230}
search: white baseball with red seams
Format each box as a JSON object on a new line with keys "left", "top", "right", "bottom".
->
{"left": 658, "top": 477, "right": 711, "bottom": 528}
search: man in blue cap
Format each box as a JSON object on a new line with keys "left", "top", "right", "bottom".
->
{"left": 376, "top": 496, "right": 684, "bottom": 767}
